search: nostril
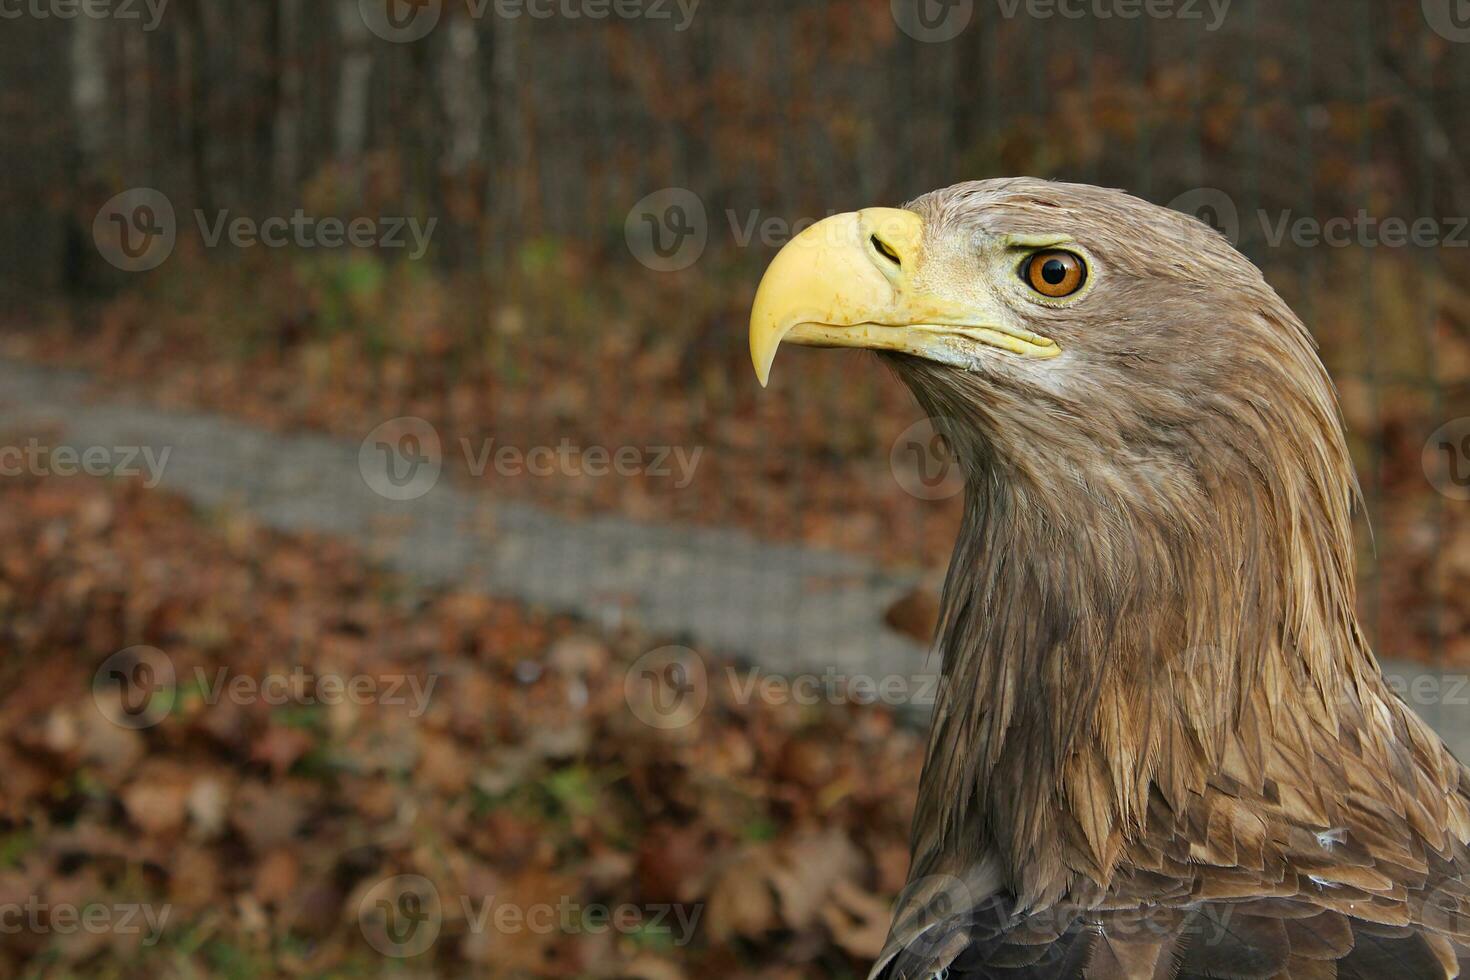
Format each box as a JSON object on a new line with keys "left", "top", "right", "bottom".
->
{"left": 870, "top": 235, "right": 902, "bottom": 267}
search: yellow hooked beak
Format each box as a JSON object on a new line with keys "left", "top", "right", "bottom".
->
{"left": 749, "top": 208, "right": 1060, "bottom": 386}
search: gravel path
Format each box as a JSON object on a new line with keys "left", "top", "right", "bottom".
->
{"left": 0, "top": 358, "right": 930, "bottom": 686}
{"left": 1, "top": 356, "right": 1464, "bottom": 754}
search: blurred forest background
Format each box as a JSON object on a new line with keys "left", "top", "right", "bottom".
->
{"left": 1, "top": 0, "right": 1468, "bottom": 977}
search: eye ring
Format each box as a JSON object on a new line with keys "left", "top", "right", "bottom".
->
{"left": 1021, "top": 250, "right": 1087, "bottom": 298}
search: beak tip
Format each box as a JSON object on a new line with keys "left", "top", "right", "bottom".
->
{"left": 752, "top": 356, "right": 772, "bottom": 388}
{"left": 750, "top": 321, "right": 782, "bottom": 388}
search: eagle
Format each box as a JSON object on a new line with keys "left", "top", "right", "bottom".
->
{"left": 747, "top": 179, "right": 1470, "bottom": 979}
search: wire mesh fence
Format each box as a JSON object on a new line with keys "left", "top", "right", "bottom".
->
{"left": 5, "top": 3, "right": 1470, "bottom": 977}
{"left": 1, "top": 0, "right": 1466, "bottom": 667}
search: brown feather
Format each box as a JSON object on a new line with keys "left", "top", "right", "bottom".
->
{"left": 863, "top": 179, "right": 1470, "bottom": 980}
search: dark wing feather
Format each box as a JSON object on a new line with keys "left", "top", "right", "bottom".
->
{"left": 872, "top": 895, "right": 1470, "bottom": 979}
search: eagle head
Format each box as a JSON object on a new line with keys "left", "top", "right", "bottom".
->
{"left": 751, "top": 178, "right": 1356, "bottom": 527}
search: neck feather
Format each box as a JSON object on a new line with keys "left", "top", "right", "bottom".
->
{"left": 892, "top": 351, "right": 1372, "bottom": 906}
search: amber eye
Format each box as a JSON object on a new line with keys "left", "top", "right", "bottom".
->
{"left": 1022, "top": 250, "right": 1087, "bottom": 298}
